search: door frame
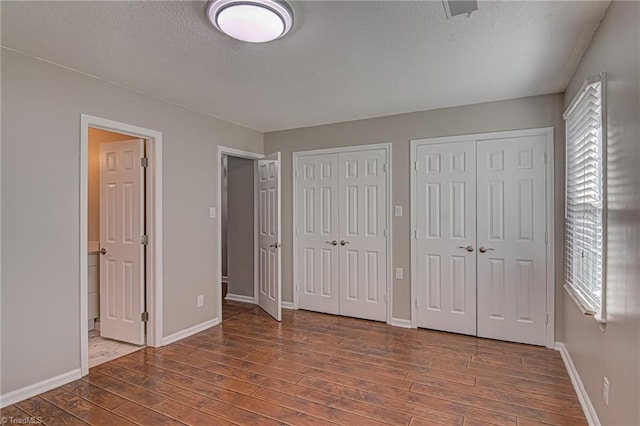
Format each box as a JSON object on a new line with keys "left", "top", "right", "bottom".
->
{"left": 80, "top": 114, "right": 164, "bottom": 376}
{"left": 410, "top": 127, "right": 555, "bottom": 348}
{"left": 292, "top": 142, "right": 394, "bottom": 324}
{"left": 216, "top": 146, "right": 264, "bottom": 321}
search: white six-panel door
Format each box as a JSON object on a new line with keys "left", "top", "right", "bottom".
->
{"left": 296, "top": 148, "right": 388, "bottom": 322}
{"left": 257, "top": 152, "right": 282, "bottom": 321}
{"left": 476, "top": 135, "right": 547, "bottom": 345}
{"left": 297, "top": 154, "right": 340, "bottom": 315}
{"left": 413, "top": 134, "right": 548, "bottom": 346}
{"left": 415, "top": 141, "right": 477, "bottom": 335}
{"left": 99, "top": 139, "right": 145, "bottom": 345}
{"left": 338, "top": 150, "right": 388, "bottom": 321}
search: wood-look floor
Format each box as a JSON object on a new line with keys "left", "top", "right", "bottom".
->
{"left": 1, "top": 303, "right": 585, "bottom": 426}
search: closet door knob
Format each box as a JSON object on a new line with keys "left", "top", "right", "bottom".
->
{"left": 458, "top": 245, "right": 474, "bottom": 252}
{"left": 340, "top": 240, "right": 350, "bottom": 246}
{"left": 99, "top": 248, "right": 107, "bottom": 255}
{"left": 325, "top": 240, "right": 338, "bottom": 246}
{"left": 479, "top": 246, "right": 495, "bottom": 253}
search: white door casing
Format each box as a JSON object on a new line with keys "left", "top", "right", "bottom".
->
{"left": 257, "top": 152, "right": 282, "bottom": 321}
{"left": 338, "top": 149, "right": 388, "bottom": 321}
{"left": 415, "top": 141, "right": 477, "bottom": 335}
{"left": 99, "top": 139, "right": 145, "bottom": 345}
{"left": 476, "top": 135, "right": 547, "bottom": 345}
{"left": 297, "top": 154, "right": 340, "bottom": 315}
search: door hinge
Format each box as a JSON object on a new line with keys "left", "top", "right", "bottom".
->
{"left": 141, "top": 157, "right": 149, "bottom": 168}
{"left": 545, "top": 231, "right": 548, "bottom": 244}
{"left": 383, "top": 163, "right": 388, "bottom": 173}
{"left": 141, "top": 234, "right": 149, "bottom": 245}
{"left": 295, "top": 226, "right": 299, "bottom": 235}
{"left": 414, "top": 230, "right": 419, "bottom": 239}
{"left": 295, "top": 169, "right": 299, "bottom": 178}
{"left": 415, "top": 298, "right": 419, "bottom": 308}
{"left": 383, "top": 228, "right": 388, "bottom": 238}
{"left": 544, "top": 152, "right": 548, "bottom": 165}
{"left": 141, "top": 312, "right": 149, "bottom": 322}
{"left": 545, "top": 313, "right": 549, "bottom": 325}
{"left": 414, "top": 161, "right": 419, "bottom": 171}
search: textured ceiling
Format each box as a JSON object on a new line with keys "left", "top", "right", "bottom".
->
{"left": 1, "top": 1, "right": 610, "bottom": 132}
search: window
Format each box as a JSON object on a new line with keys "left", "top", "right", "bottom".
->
{"left": 563, "top": 73, "right": 606, "bottom": 322}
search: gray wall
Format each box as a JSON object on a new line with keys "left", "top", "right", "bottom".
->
{"left": 562, "top": 1, "right": 640, "bottom": 424}
{"left": 0, "top": 49, "right": 263, "bottom": 395}
{"left": 226, "top": 156, "right": 255, "bottom": 298}
{"left": 265, "top": 94, "right": 566, "bottom": 329}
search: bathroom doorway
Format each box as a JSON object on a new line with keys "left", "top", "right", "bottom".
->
{"left": 87, "top": 127, "right": 146, "bottom": 367}
{"left": 81, "top": 115, "right": 164, "bottom": 375}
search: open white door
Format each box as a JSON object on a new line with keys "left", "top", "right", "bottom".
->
{"left": 99, "top": 139, "right": 145, "bottom": 345}
{"left": 257, "top": 152, "right": 282, "bottom": 321}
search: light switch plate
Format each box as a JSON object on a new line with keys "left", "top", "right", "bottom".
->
{"left": 209, "top": 207, "right": 216, "bottom": 219}
{"left": 197, "top": 295, "right": 204, "bottom": 307}
{"left": 394, "top": 205, "right": 403, "bottom": 217}
{"left": 395, "top": 268, "right": 404, "bottom": 279}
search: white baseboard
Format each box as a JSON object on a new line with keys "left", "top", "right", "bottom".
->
{"left": 162, "top": 318, "right": 219, "bottom": 346}
{"left": 389, "top": 318, "right": 413, "bottom": 328}
{"left": 282, "top": 301, "right": 294, "bottom": 310}
{"left": 225, "top": 293, "right": 256, "bottom": 304}
{"left": 0, "top": 368, "right": 82, "bottom": 408}
{"left": 555, "top": 342, "right": 600, "bottom": 426}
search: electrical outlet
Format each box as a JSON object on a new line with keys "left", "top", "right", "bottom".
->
{"left": 603, "top": 377, "right": 610, "bottom": 405}
{"left": 209, "top": 207, "right": 216, "bottom": 219}
{"left": 197, "top": 295, "right": 204, "bottom": 308}
{"left": 395, "top": 268, "right": 404, "bottom": 279}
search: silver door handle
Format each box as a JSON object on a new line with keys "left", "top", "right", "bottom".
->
{"left": 99, "top": 248, "right": 107, "bottom": 255}
{"left": 269, "top": 242, "right": 282, "bottom": 248}
{"left": 340, "top": 240, "right": 350, "bottom": 246}
{"left": 325, "top": 240, "right": 338, "bottom": 246}
{"left": 458, "top": 245, "right": 474, "bottom": 252}
{"left": 478, "top": 246, "right": 495, "bottom": 253}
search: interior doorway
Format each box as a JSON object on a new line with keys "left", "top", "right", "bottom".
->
{"left": 86, "top": 128, "right": 146, "bottom": 367}
{"left": 222, "top": 154, "right": 257, "bottom": 304}
{"left": 216, "top": 146, "right": 282, "bottom": 323}
{"left": 80, "top": 114, "right": 163, "bottom": 376}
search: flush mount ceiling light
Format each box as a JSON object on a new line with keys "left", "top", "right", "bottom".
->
{"left": 207, "top": 0, "right": 294, "bottom": 43}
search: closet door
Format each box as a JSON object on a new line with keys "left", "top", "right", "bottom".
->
{"left": 415, "top": 141, "right": 477, "bottom": 335}
{"left": 297, "top": 154, "right": 340, "bottom": 315}
{"left": 476, "top": 135, "right": 547, "bottom": 345}
{"left": 338, "top": 149, "right": 388, "bottom": 321}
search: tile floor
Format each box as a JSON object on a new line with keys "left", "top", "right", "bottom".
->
{"left": 88, "top": 329, "right": 143, "bottom": 368}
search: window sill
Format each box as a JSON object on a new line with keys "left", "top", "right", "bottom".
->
{"left": 564, "top": 285, "right": 607, "bottom": 324}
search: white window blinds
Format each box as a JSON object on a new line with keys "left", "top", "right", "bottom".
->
{"left": 563, "top": 74, "right": 606, "bottom": 321}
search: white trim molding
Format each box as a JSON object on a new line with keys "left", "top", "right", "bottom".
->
{"left": 80, "top": 114, "right": 164, "bottom": 377}
{"left": 390, "top": 318, "right": 412, "bottom": 329}
{"left": 281, "top": 301, "right": 294, "bottom": 310}
{"left": 292, "top": 142, "right": 393, "bottom": 323}
{"left": 0, "top": 369, "right": 82, "bottom": 409}
{"left": 162, "top": 319, "right": 219, "bottom": 346}
{"left": 225, "top": 293, "right": 256, "bottom": 304}
{"left": 555, "top": 342, "right": 600, "bottom": 426}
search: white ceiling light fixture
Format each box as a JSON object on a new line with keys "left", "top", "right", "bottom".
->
{"left": 207, "top": 0, "right": 294, "bottom": 43}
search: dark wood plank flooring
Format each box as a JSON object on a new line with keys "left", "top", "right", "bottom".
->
{"left": 1, "top": 304, "right": 585, "bottom": 425}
